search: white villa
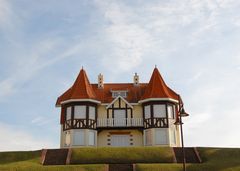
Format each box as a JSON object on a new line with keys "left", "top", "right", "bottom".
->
{"left": 56, "top": 67, "right": 185, "bottom": 148}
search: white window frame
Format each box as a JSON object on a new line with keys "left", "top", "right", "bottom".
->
{"left": 144, "top": 105, "right": 151, "bottom": 119}
{"left": 74, "top": 105, "right": 86, "bottom": 119}
{"left": 153, "top": 104, "right": 166, "bottom": 118}
{"left": 112, "top": 91, "right": 127, "bottom": 98}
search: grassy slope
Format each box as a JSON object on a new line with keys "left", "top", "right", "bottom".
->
{"left": 0, "top": 147, "right": 239, "bottom": 171}
{"left": 71, "top": 147, "right": 174, "bottom": 164}
{"left": 0, "top": 150, "right": 105, "bottom": 171}
{"left": 136, "top": 147, "right": 240, "bottom": 171}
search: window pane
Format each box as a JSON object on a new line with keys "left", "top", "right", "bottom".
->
{"left": 144, "top": 105, "right": 151, "bottom": 119}
{"left": 73, "top": 130, "right": 84, "bottom": 145}
{"left": 155, "top": 129, "right": 168, "bottom": 144}
{"left": 89, "top": 106, "right": 95, "bottom": 120}
{"left": 167, "top": 105, "right": 174, "bottom": 119}
{"left": 153, "top": 105, "right": 166, "bottom": 117}
{"left": 89, "top": 131, "right": 95, "bottom": 146}
{"left": 66, "top": 107, "right": 71, "bottom": 120}
{"left": 74, "top": 106, "right": 86, "bottom": 119}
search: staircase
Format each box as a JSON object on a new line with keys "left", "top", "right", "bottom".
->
{"left": 173, "top": 147, "right": 202, "bottom": 163}
{"left": 42, "top": 149, "right": 69, "bottom": 165}
{"left": 108, "top": 164, "right": 134, "bottom": 171}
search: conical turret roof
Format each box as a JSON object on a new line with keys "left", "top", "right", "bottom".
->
{"left": 56, "top": 68, "right": 97, "bottom": 105}
{"left": 141, "top": 67, "right": 179, "bottom": 100}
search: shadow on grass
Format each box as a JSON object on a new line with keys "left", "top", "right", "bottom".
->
{"left": 0, "top": 150, "right": 41, "bottom": 164}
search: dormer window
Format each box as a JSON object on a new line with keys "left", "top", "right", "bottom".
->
{"left": 112, "top": 90, "right": 127, "bottom": 98}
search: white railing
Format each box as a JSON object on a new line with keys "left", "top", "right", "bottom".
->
{"left": 97, "top": 118, "right": 143, "bottom": 127}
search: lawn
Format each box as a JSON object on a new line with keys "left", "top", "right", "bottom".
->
{"left": 71, "top": 147, "right": 174, "bottom": 164}
{"left": 0, "top": 150, "right": 106, "bottom": 171}
{"left": 136, "top": 147, "right": 240, "bottom": 171}
{"left": 0, "top": 147, "right": 240, "bottom": 171}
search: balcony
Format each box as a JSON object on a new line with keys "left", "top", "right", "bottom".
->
{"left": 97, "top": 118, "right": 143, "bottom": 128}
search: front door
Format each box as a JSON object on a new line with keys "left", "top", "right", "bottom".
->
{"left": 114, "top": 109, "right": 126, "bottom": 126}
{"left": 111, "top": 135, "right": 130, "bottom": 147}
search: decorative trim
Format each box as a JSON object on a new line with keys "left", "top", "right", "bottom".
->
{"left": 106, "top": 96, "right": 133, "bottom": 109}
{"left": 60, "top": 99, "right": 101, "bottom": 105}
{"left": 109, "top": 131, "right": 131, "bottom": 134}
{"left": 138, "top": 98, "right": 178, "bottom": 104}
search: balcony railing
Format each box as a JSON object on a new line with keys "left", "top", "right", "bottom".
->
{"left": 97, "top": 118, "right": 143, "bottom": 127}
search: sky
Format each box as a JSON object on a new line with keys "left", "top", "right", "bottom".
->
{"left": 0, "top": 0, "right": 240, "bottom": 151}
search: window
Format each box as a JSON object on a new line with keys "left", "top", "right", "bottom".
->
{"left": 153, "top": 105, "right": 166, "bottom": 117}
{"left": 167, "top": 105, "right": 174, "bottom": 119}
{"left": 74, "top": 105, "right": 86, "bottom": 119}
{"left": 66, "top": 107, "right": 71, "bottom": 120}
{"left": 144, "top": 105, "right": 151, "bottom": 119}
{"left": 73, "top": 130, "right": 85, "bottom": 145}
{"left": 112, "top": 91, "right": 127, "bottom": 98}
{"left": 145, "top": 130, "right": 152, "bottom": 145}
{"left": 155, "top": 129, "right": 168, "bottom": 145}
{"left": 89, "top": 106, "right": 95, "bottom": 120}
{"left": 89, "top": 131, "right": 95, "bottom": 146}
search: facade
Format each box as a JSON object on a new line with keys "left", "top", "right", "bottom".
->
{"left": 56, "top": 67, "right": 184, "bottom": 148}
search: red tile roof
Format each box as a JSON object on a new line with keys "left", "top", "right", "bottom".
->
{"left": 141, "top": 68, "right": 179, "bottom": 100}
{"left": 56, "top": 69, "right": 97, "bottom": 105}
{"left": 56, "top": 68, "right": 179, "bottom": 106}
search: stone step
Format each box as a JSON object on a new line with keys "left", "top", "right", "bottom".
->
{"left": 173, "top": 147, "right": 202, "bottom": 163}
{"left": 42, "top": 149, "right": 69, "bottom": 165}
{"left": 109, "top": 164, "right": 133, "bottom": 171}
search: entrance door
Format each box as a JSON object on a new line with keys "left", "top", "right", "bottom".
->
{"left": 114, "top": 109, "right": 126, "bottom": 126}
{"left": 111, "top": 135, "right": 130, "bottom": 147}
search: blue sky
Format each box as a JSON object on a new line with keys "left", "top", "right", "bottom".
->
{"left": 0, "top": 0, "right": 240, "bottom": 151}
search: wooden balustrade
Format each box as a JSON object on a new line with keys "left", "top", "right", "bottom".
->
{"left": 63, "top": 117, "right": 168, "bottom": 130}
{"left": 97, "top": 118, "right": 143, "bottom": 127}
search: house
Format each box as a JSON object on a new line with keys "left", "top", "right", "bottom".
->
{"left": 56, "top": 67, "right": 185, "bottom": 148}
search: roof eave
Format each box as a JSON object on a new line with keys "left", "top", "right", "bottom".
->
{"left": 138, "top": 98, "right": 179, "bottom": 104}
{"left": 60, "top": 99, "right": 101, "bottom": 105}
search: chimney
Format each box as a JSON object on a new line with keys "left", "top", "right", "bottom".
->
{"left": 133, "top": 73, "right": 139, "bottom": 86}
{"left": 98, "top": 73, "right": 104, "bottom": 89}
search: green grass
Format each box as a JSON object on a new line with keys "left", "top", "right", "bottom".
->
{"left": 71, "top": 147, "right": 174, "bottom": 164}
{"left": 136, "top": 147, "right": 240, "bottom": 171}
{"left": 0, "top": 150, "right": 106, "bottom": 171}
{"left": 0, "top": 147, "right": 240, "bottom": 171}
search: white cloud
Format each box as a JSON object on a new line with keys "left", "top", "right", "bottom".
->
{"left": 95, "top": 0, "right": 153, "bottom": 72}
{"left": 0, "top": 122, "right": 56, "bottom": 151}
